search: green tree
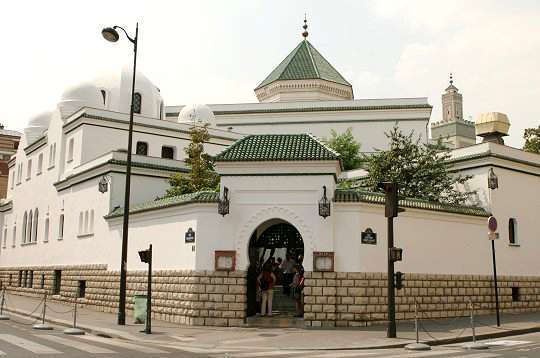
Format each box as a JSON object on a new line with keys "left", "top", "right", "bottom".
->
{"left": 362, "top": 127, "right": 475, "bottom": 205}
{"left": 325, "top": 128, "right": 363, "bottom": 170}
{"left": 523, "top": 126, "right": 540, "bottom": 154}
{"left": 164, "top": 125, "right": 219, "bottom": 197}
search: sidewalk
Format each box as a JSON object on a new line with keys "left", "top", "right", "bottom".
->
{"left": 2, "top": 292, "right": 540, "bottom": 351}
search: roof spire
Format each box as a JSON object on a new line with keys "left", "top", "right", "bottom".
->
{"left": 449, "top": 72, "right": 453, "bottom": 85}
{"left": 302, "top": 14, "right": 309, "bottom": 39}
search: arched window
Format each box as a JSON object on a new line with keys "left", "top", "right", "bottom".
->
{"left": 33, "top": 209, "right": 39, "bottom": 242}
{"left": 3, "top": 227, "right": 7, "bottom": 248}
{"left": 67, "top": 138, "right": 74, "bottom": 162}
{"left": 12, "top": 225, "right": 16, "bottom": 247}
{"left": 136, "top": 142, "right": 148, "bottom": 156}
{"left": 89, "top": 210, "right": 94, "bottom": 234}
{"left": 161, "top": 146, "right": 174, "bottom": 159}
{"left": 509, "top": 218, "right": 517, "bottom": 244}
{"left": 59, "top": 214, "right": 64, "bottom": 239}
{"left": 133, "top": 92, "right": 142, "bottom": 114}
{"left": 100, "top": 90, "right": 107, "bottom": 105}
{"left": 44, "top": 218, "right": 49, "bottom": 243}
{"left": 27, "top": 210, "right": 33, "bottom": 243}
{"left": 78, "top": 212, "right": 84, "bottom": 234}
{"left": 84, "top": 210, "right": 89, "bottom": 234}
{"left": 159, "top": 101, "right": 164, "bottom": 120}
{"left": 37, "top": 153, "right": 43, "bottom": 174}
{"left": 21, "top": 212, "right": 27, "bottom": 244}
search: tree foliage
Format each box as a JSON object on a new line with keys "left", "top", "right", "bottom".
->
{"left": 164, "top": 125, "right": 219, "bottom": 197}
{"left": 362, "top": 127, "right": 475, "bottom": 205}
{"left": 523, "top": 126, "right": 540, "bottom": 154}
{"left": 325, "top": 128, "right": 363, "bottom": 170}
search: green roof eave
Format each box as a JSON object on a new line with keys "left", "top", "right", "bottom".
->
{"left": 105, "top": 191, "right": 219, "bottom": 219}
{"left": 334, "top": 189, "right": 490, "bottom": 217}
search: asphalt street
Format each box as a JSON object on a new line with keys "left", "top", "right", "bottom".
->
{"left": 1, "top": 315, "right": 540, "bottom": 357}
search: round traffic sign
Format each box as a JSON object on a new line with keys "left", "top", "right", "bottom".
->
{"left": 488, "top": 216, "right": 498, "bottom": 232}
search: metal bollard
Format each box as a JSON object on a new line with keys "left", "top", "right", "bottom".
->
{"left": 0, "top": 287, "right": 9, "bottom": 320}
{"left": 463, "top": 299, "right": 488, "bottom": 350}
{"left": 63, "top": 295, "right": 85, "bottom": 335}
{"left": 404, "top": 299, "right": 430, "bottom": 351}
{"left": 33, "top": 292, "right": 52, "bottom": 330}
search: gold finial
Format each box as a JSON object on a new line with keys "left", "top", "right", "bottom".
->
{"left": 449, "top": 72, "right": 454, "bottom": 85}
{"left": 302, "top": 14, "right": 309, "bottom": 38}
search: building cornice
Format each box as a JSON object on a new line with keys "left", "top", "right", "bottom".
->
{"left": 0, "top": 200, "right": 13, "bottom": 213}
{"left": 23, "top": 135, "right": 48, "bottom": 156}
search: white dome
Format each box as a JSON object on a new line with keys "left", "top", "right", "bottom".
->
{"left": 93, "top": 66, "right": 164, "bottom": 119}
{"left": 57, "top": 82, "right": 104, "bottom": 119}
{"left": 25, "top": 111, "right": 52, "bottom": 144}
{"left": 178, "top": 104, "right": 216, "bottom": 125}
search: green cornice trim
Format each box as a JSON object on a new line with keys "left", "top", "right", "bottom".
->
{"left": 63, "top": 114, "right": 236, "bottom": 144}
{"left": 219, "top": 172, "right": 338, "bottom": 182}
{"left": 105, "top": 191, "right": 219, "bottom": 219}
{"left": 215, "top": 117, "right": 428, "bottom": 128}
{"left": 334, "top": 189, "right": 490, "bottom": 217}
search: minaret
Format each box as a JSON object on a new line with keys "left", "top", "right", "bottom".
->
{"left": 430, "top": 74, "right": 476, "bottom": 148}
{"left": 442, "top": 73, "right": 463, "bottom": 121}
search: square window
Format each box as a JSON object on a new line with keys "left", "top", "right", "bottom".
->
{"left": 161, "top": 146, "right": 174, "bottom": 159}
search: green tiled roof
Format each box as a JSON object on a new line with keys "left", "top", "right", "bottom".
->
{"left": 105, "top": 191, "right": 219, "bottom": 219}
{"left": 214, "top": 134, "right": 341, "bottom": 164}
{"left": 256, "top": 40, "right": 351, "bottom": 89}
{"left": 334, "top": 189, "right": 490, "bottom": 217}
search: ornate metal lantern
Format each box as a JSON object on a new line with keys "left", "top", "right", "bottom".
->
{"left": 218, "top": 186, "right": 230, "bottom": 216}
{"left": 389, "top": 247, "right": 403, "bottom": 262}
{"left": 488, "top": 168, "right": 498, "bottom": 190}
{"left": 318, "top": 185, "right": 331, "bottom": 218}
{"left": 98, "top": 175, "right": 111, "bottom": 193}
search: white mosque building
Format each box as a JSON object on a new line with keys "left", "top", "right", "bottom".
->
{"left": 0, "top": 25, "right": 539, "bottom": 328}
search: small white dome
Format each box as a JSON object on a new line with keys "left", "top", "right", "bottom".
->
{"left": 93, "top": 66, "right": 163, "bottom": 119}
{"left": 178, "top": 104, "right": 216, "bottom": 125}
{"left": 57, "top": 82, "right": 104, "bottom": 119}
{"left": 25, "top": 111, "right": 52, "bottom": 144}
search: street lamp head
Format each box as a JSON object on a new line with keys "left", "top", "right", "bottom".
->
{"left": 102, "top": 27, "right": 119, "bottom": 42}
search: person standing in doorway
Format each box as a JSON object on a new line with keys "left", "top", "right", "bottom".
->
{"left": 290, "top": 264, "right": 305, "bottom": 317}
{"left": 281, "top": 254, "right": 296, "bottom": 296}
{"left": 257, "top": 264, "right": 276, "bottom": 316}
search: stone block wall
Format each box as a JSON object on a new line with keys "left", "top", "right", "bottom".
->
{"left": 303, "top": 272, "right": 540, "bottom": 327}
{"left": 0, "top": 265, "right": 247, "bottom": 327}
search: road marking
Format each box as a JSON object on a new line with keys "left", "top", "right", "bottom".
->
{"left": 372, "top": 350, "right": 461, "bottom": 358}
{"left": 37, "top": 334, "right": 116, "bottom": 354}
{"left": 306, "top": 351, "right": 377, "bottom": 357}
{"left": 0, "top": 334, "right": 61, "bottom": 354}
{"left": 224, "top": 350, "right": 311, "bottom": 357}
{"left": 77, "top": 335, "right": 168, "bottom": 354}
{"left": 486, "top": 340, "right": 532, "bottom": 347}
{"left": 451, "top": 353, "right": 500, "bottom": 358}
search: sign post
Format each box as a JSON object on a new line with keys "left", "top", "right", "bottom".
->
{"left": 138, "top": 244, "right": 152, "bottom": 334}
{"left": 487, "top": 216, "right": 501, "bottom": 327}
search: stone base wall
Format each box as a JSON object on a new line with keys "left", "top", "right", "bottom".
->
{"left": 303, "top": 272, "right": 540, "bottom": 327}
{"left": 0, "top": 265, "right": 247, "bottom": 327}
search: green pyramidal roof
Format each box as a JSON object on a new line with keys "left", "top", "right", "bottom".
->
{"left": 256, "top": 40, "right": 352, "bottom": 89}
{"left": 214, "top": 134, "right": 341, "bottom": 165}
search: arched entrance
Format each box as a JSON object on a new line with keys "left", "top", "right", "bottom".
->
{"left": 246, "top": 219, "right": 304, "bottom": 317}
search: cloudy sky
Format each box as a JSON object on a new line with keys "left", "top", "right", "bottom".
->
{"left": 1, "top": 0, "right": 538, "bottom": 148}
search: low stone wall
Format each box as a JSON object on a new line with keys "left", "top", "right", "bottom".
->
{"left": 303, "top": 272, "right": 540, "bottom": 327}
{"left": 0, "top": 265, "right": 247, "bottom": 327}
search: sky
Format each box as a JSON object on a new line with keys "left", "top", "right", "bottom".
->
{"left": 1, "top": 0, "right": 539, "bottom": 148}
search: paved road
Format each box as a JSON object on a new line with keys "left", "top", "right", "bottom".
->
{"left": 2, "top": 315, "right": 540, "bottom": 357}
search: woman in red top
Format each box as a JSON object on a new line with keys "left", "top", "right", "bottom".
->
{"left": 257, "top": 264, "right": 276, "bottom": 316}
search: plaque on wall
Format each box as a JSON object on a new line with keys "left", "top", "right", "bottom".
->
{"left": 215, "top": 250, "right": 236, "bottom": 271}
{"left": 361, "top": 228, "right": 377, "bottom": 245}
{"left": 185, "top": 228, "right": 195, "bottom": 243}
{"left": 313, "top": 251, "right": 334, "bottom": 272}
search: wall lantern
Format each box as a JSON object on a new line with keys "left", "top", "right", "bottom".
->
{"left": 318, "top": 185, "right": 331, "bottom": 218}
{"left": 218, "top": 186, "right": 230, "bottom": 216}
{"left": 389, "top": 247, "right": 403, "bottom": 262}
{"left": 488, "top": 168, "right": 498, "bottom": 190}
{"left": 98, "top": 175, "right": 111, "bottom": 194}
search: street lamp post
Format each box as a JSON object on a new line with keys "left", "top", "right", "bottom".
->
{"left": 488, "top": 169, "right": 501, "bottom": 327}
{"left": 102, "top": 23, "right": 138, "bottom": 326}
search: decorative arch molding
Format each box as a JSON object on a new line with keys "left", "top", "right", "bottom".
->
{"left": 235, "top": 206, "right": 314, "bottom": 269}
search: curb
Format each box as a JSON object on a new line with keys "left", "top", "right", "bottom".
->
{"left": 4, "top": 305, "right": 540, "bottom": 351}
